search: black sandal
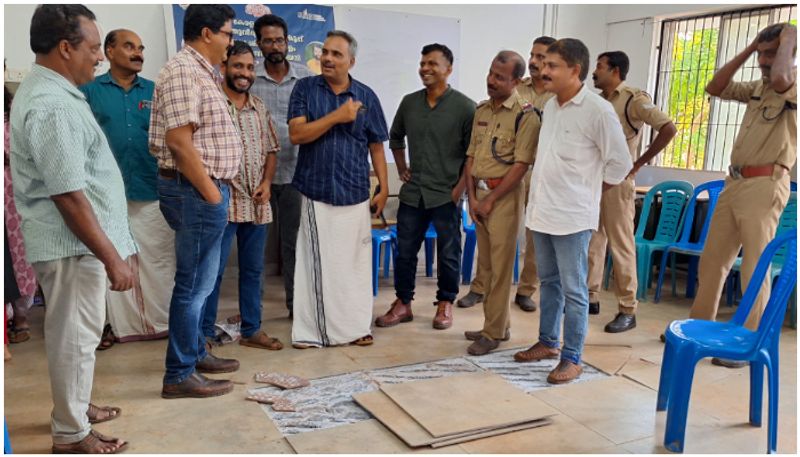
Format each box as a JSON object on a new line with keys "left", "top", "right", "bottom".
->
{"left": 97, "top": 324, "right": 115, "bottom": 351}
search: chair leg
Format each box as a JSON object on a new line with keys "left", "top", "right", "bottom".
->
{"left": 383, "top": 241, "right": 391, "bottom": 278}
{"left": 686, "top": 256, "right": 699, "bottom": 298}
{"left": 603, "top": 255, "right": 612, "bottom": 290}
{"left": 657, "top": 337, "right": 676, "bottom": 411}
{"left": 512, "top": 242, "right": 519, "bottom": 285}
{"left": 767, "top": 348, "right": 779, "bottom": 453}
{"left": 654, "top": 251, "right": 671, "bottom": 303}
{"left": 749, "top": 361, "right": 764, "bottom": 427}
{"left": 462, "top": 232, "right": 475, "bottom": 285}
{"left": 425, "top": 238, "right": 434, "bottom": 277}
{"left": 372, "top": 241, "right": 380, "bottom": 297}
{"left": 670, "top": 254, "right": 677, "bottom": 298}
{"left": 664, "top": 348, "right": 697, "bottom": 453}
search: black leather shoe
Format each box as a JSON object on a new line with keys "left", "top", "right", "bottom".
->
{"left": 457, "top": 291, "right": 484, "bottom": 308}
{"left": 514, "top": 294, "right": 537, "bottom": 312}
{"left": 659, "top": 333, "right": 666, "bottom": 343}
{"left": 604, "top": 313, "right": 636, "bottom": 333}
{"left": 589, "top": 302, "right": 600, "bottom": 315}
{"left": 711, "top": 357, "right": 747, "bottom": 368}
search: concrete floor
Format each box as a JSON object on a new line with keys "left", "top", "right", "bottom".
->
{"left": 4, "top": 269, "right": 797, "bottom": 454}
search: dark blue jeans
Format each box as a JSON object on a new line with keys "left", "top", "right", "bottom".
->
{"left": 394, "top": 201, "right": 462, "bottom": 304}
{"left": 202, "top": 222, "right": 268, "bottom": 339}
{"left": 158, "top": 175, "right": 229, "bottom": 385}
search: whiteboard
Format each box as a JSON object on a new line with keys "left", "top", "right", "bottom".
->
{"left": 333, "top": 6, "right": 461, "bottom": 162}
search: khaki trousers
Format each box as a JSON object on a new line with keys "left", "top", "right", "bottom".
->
{"left": 471, "top": 170, "right": 539, "bottom": 297}
{"left": 690, "top": 176, "right": 790, "bottom": 330}
{"left": 587, "top": 176, "right": 639, "bottom": 313}
{"left": 476, "top": 184, "right": 524, "bottom": 340}
{"left": 33, "top": 255, "right": 107, "bottom": 444}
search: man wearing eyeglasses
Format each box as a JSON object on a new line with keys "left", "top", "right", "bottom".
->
{"left": 149, "top": 4, "right": 241, "bottom": 399}
{"left": 588, "top": 50, "right": 676, "bottom": 333}
{"left": 251, "top": 14, "right": 315, "bottom": 319}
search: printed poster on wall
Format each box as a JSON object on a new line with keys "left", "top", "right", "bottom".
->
{"left": 170, "top": 4, "right": 335, "bottom": 74}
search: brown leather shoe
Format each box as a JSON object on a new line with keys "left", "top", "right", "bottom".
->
{"left": 196, "top": 352, "right": 239, "bottom": 374}
{"left": 432, "top": 301, "right": 453, "bottom": 329}
{"left": 464, "top": 329, "right": 510, "bottom": 341}
{"left": 513, "top": 342, "right": 560, "bottom": 362}
{"left": 547, "top": 359, "right": 583, "bottom": 384}
{"left": 239, "top": 330, "right": 283, "bottom": 350}
{"left": 375, "top": 299, "right": 413, "bottom": 327}
{"left": 467, "top": 336, "right": 500, "bottom": 356}
{"left": 161, "top": 372, "right": 234, "bottom": 399}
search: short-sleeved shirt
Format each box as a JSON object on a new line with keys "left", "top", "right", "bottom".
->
{"left": 9, "top": 64, "right": 137, "bottom": 263}
{"left": 389, "top": 86, "right": 476, "bottom": 209}
{"left": 148, "top": 45, "right": 242, "bottom": 179}
{"left": 467, "top": 91, "right": 537, "bottom": 179}
{"left": 225, "top": 92, "right": 280, "bottom": 224}
{"left": 251, "top": 61, "right": 315, "bottom": 185}
{"left": 719, "top": 78, "right": 797, "bottom": 170}
{"left": 287, "top": 75, "right": 389, "bottom": 206}
{"left": 603, "top": 82, "right": 672, "bottom": 160}
{"left": 80, "top": 72, "right": 158, "bottom": 201}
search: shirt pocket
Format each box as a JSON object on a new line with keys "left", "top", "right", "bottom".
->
{"left": 555, "top": 127, "right": 594, "bottom": 163}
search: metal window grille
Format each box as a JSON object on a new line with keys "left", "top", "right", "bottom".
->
{"left": 653, "top": 5, "right": 796, "bottom": 171}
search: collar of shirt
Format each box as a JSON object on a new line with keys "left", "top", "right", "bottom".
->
{"left": 423, "top": 85, "right": 453, "bottom": 105}
{"left": 553, "top": 83, "right": 589, "bottom": 109}
{"left": 223, "top": 87, "right": 257, "bottom": 112}
{"left": 255, "top": 60, "right": 301, "bottom": 84}
{"left": 183, "top": 45, "right": 217, "bottom": 80}
{"left": 315, "top": 74, "right": 356, "bottom": 96}
{"left": 96, "top": 71, "right": 144, "bottom": 90}
{"left": 605, "top": 81, "right": 629, "bottom": 101}
{"left": 489, "top": 90, "right": 519, "bottom": 113}
{"left": 30, "top": 63, "right": 86, "bottom": 101}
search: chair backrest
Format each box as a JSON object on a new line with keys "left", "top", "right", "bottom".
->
{"left": 730, "top": 231, "right": 797, "bottom": 349}
{"left": 635, "top": 180, "right": 694, "bottom": 242}
{"left": 770, "top": 192, "right": 797, "bottom": 267}
{"left": 461, "top": 199, "right": 475, "bottom": 231}
{"left": 672, "top": 180, "right": 725, "bottom": 249}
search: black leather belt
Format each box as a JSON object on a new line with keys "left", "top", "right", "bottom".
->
{"left": 158, "top": 168, "right": 229, "bottom": 184}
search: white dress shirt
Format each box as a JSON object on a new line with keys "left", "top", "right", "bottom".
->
{"left": 526, "top": 84, "right": 632, "bottom": 235}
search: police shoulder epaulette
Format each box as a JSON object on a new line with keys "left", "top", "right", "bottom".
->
{"left": 477, "top": 99, "right": 490, "bottom": 108}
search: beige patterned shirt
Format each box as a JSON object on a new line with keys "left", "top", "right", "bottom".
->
{"left": 148, "top": 46, "right": 242, "bottom": 179}
{"left": 226, "top": 92, "right": 280, "bottom": 224}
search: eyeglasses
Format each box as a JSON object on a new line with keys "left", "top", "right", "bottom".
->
{"left": 260, "top": 38, "right": 286, "bottom": 47}
{"left": 217, "top": 29, "right": 234, "bottom": 42}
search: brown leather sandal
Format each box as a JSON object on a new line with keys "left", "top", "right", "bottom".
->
{"left": 52, "top": 429, "right": 128, "bottom": 454}
{"left": 239, "top": 331, "right": 283, "bottom": 350}
{"left": 96, "top": 324, "right": 115, "bottom": 351}
{"left": 87, "top": 403, "right": 121, "bottom": 424}
{"left": 350, "top": 335, "right": 374, "bottom": 346}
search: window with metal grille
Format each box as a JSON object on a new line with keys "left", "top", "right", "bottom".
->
{"left": 653, "top": 5, "right": 796, "bottom": 171}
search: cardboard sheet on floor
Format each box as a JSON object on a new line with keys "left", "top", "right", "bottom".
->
{"left": 582, "top": 344, "right": 633, "bottom": 375}
{"left": 378, "top": 371, "right": 557, "bottom": 438}
{"left": 353, "top": 390, "right": 552, "bottom": 448}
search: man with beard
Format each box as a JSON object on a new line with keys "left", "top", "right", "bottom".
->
{"left": 251, "top": 14, "right": 315, "bottom": 319}
{"left": 288, "top": 30, "right": 389, "bottom": 348}
{"left": 682, "top": 23, "right": 796, "bottom": 368}
{"left": 514, "top": 38, "right": 631, "bottom": 384}
{"left": 81, "top": 28, "right": 175, "bottom": 347}
{"left": 463, "top": 51, "right": 537, "bottom": 356}
{"left": 375, "top": 43, "right": 475, "bottom": 330}
{"left": 457, "top": 36, "right": 555, "bottom": 313}
{"left": 202, "top": 41, "right": 282, "bottom": 351}
{"left": 588, "top": 50, "right": 676, "bottom": 332}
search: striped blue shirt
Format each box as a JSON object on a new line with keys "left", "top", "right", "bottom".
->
{"left": 288, "top": 75, "right": 389, "bottom": 206}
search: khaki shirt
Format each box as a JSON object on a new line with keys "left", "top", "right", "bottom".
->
{"left": 467, "top": 91, "right": 538, "bottom": 179}
{"left": 603, "top": 82, "right": 672, "bottom": 160}
{"left": 517, "top": 77, "right": 555, "bottom": 112}
{"left": 719, "top": 78, "right": 797, "bottom": 169}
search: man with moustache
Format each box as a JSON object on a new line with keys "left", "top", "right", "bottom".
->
{"left": 588, "top": 50, "right": 676, "bottom": 332}
{"left": 202, "top": 41, "right": 283, "bottom": 351}
{"left": 288, "top": 30, "right": 389, "bottom": 348}
{"left": 463, "top": 50, "right": 537, "bottom": 356}
{"left": 81, "top": 28, "right": 175, "bottom": 346}
{"left": 10, "top": 4, "right": 134, "bottom": 452}
{"left": 251, "top": 15, "right": 315, "bottom": 318}
{"left": 683, "top": 23, "right": 796, "bottom": 368}
{"left": 457, "top": 36, "right": 555, "bottom": 313}
{"left": 514, "top": 39, "right": 631, "bottom": 383}
{"left": 375, "top": 43, "right": 475, "bottom": 330}
{"left": 150, "top": 4, "right": 241, "bottom": 398}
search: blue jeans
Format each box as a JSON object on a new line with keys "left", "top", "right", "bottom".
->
{"left": 394, "top": 201, "right": 462, "bottom": 304}
{"left": 158, "top": 175, "right": 229, "bottom": 385}
{"left": 202, "top": 222, "right": 268, "bottom": 339}
{"left": 533, "top": 230, "right": 592, "bottom": 365}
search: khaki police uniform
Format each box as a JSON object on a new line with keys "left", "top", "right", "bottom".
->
{"left": 690, "top": 78, "right": 796, "bottom": 330}
{"left": 470, "top": 77, "right": 553, "bottom": 299}
{"left": 468, "top": 91, "right": 537, "bottom": 340}
{"left": 587, "top": 82, "right": 672, "bottom": 314}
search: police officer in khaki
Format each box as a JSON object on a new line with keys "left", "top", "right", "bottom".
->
{"left": 457, "top": 36, "right": 555, "bottom": 313}
{"left": 589, "top": 50, "right": 677, "bottom": 333}
{"left": 463, "top": 50, "right": 537, "bottom": 356}
{"left": 687, "top": 23, "right": 796, "bottom": 368}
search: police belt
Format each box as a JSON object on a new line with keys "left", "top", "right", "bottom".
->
{"left": 477, "top": 177, "right": 505, "bottom": 190}
{"left": 727, "top": 164, "right": 776, "bottom": 180}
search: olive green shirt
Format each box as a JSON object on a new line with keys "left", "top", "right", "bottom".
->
{"left": 389, "top": 86, "right": 476, "bottom": 208}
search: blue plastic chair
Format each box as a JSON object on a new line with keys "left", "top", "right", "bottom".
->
{"left": 460, "top": 205, "right": 520, "bottom": 285}
{"left": 657, "top": 230, "right": 797, "bottom": 453}
{"left": 371, "top": 228, "right": 393, "bottom": 296}
{"left": 611, "top": 181, "right": 694, "bottom": 300}
{"left": 423, "top": 223, "right": 438, "bottom": 277}
{"left": 4, "top": 418, "right": 11, "bottom": 454}
{"left": 653, "top": 180, "right": 725, "bottom": 303}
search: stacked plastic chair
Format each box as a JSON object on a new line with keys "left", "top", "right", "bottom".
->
{"left": 371, "top": 228, "right": 394, "bottom": 296}
{"left": 653, "top": 180, "right": 725, "bottom": 303}
{"left": 657, "top": 230, "right": 797, "bottom": 453}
